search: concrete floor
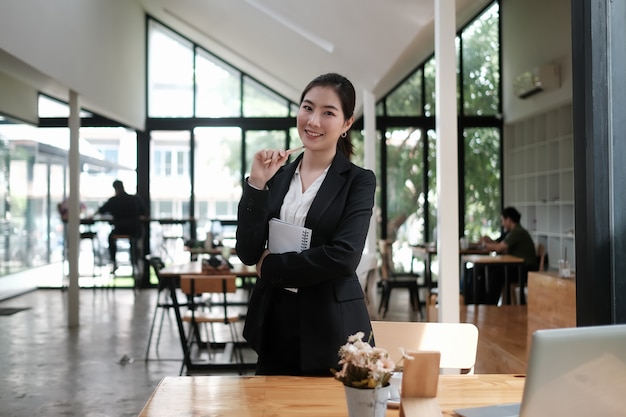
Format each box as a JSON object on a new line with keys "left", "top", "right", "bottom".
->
{"left": 0, "top": 268, "right": 419, "bottom": 417}
{"left": 0, "top": 287, "right": 258, "bottom": 417}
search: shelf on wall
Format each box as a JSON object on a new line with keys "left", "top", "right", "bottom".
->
{"left": 504, "top": 102, "right": 575, "bottom": 271}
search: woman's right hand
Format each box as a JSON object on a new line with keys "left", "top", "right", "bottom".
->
{"left": 248, "top": 149, "right": 291, "bottom": 189}
{"left": 255, "top": 249, "right": 270, "bottom": 277}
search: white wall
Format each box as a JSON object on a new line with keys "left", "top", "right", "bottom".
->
{"left": 501, "top": 0, "right": 572, "bottom": 123}
{"left": 0, "top": 0, "right": 146, "bottom": 129}
{"left": 0, "top": 70, "right": 38, "bottom": 125}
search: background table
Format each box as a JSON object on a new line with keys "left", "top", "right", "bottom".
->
{"left": 158, "top": 261, "right": 258, "bottom": 374}
{"left": 411, "top": 244, "right": 491, "bottom": 292}
{"left": 462, "top": 254, "right": 524, "bottom": 305}
{"left": 138, "top": 374, "right": 525, "bottom": 416}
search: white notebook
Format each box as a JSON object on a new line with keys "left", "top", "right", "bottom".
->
{"left": 268, "top": 218, "right": 312, "bottom": 254}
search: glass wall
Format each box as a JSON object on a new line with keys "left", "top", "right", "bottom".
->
{"left": 375, "top": 1, "right": 501, "bottom": 275}
{"left": 0, "top": 1, "right": 500, "bottom": 285}
{"left": 146, "top": 20, "right": 298, "bottom": 251}
{"left": 0, "top": 112, "right": 137, "bottom": 280}
{"left": 379, "top": 1, "right": 501, "bottom": 247}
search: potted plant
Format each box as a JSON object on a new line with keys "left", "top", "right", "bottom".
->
{"left": 333, "top": 332, "right": 396, "bottom": 417}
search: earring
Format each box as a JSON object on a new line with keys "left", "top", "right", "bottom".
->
{"left": 341, "top": 131, "right": 347, "bottom": 138}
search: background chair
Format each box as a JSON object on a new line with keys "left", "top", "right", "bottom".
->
{"left": 378, "top": 240, "right": 423, "bottom": 319}
{"left": 144, "top": 255, "right": 183, "bottom": 361}
{"left": 179, "top": 274, "right": 243, "bottom": 375}
{"left": 370, "top": 320, "right": 479, "bottom": 374}
{"left": 110, "top": 233, "right": 138, "bottom": 286}
{"left": 511, "top": 242, "right": 547, "bottom": 304}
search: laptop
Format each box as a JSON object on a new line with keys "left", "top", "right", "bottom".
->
{"left": 454, "top": 324, "right": 626, "bottom": 417}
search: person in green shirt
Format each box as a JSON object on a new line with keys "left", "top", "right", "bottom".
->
{"left": 481, "top": 207, "right": 538, "bottom": 270}
{"left": 468, "top": 206, "right": 538, "bottom": 304}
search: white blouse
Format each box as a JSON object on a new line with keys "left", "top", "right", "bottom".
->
{"left": 279, "top": 161, "right": 330, "bottom": 292}
{"left": 279, "top": 161, "right": 330, "bottom": 227}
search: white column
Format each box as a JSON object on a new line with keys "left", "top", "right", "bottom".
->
{"left": 435, "top": 0, "right": 460, "bottom": 323}
{"left": 67, "top": 90, "right": 80, "bottom": 327}
{"left": 362, "top": 89, "right": 380, "bottom": 316}
{"left": 362, "top": 89, "right": 377, "bottom": 255}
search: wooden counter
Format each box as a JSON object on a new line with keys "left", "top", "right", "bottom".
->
{"left": 527, "top": 271, "right": 576, "bottom": 353}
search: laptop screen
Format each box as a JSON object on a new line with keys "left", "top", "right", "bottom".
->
{"left": 455, "top": 324, "right": 626, "bottom": 417}
{"left": 519, "top": 324, "right": 626, "bottom": 417}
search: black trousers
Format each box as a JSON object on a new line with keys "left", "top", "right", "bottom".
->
{"left": 108, "top": 227, "right": 143, "bottom": 269}
{"left": 255, "top": 289, "right": 301, "bottom": 375}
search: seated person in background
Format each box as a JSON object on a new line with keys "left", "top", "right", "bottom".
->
{"left": 467, "top": 206, "right": 538, "bottom": 304}
{"left": 93, "top": 180, "right": 147, "bottom": 271}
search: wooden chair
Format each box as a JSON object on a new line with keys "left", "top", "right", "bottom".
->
{"left": 537, "top": 243, "right": 547, "bottom": 272}
{"left": 179, "top": 274, "right": 243, "bottom": 375}
{"left": 378, "top": 240, "right": 423, "bottom": 319}
{"left": 370, "top": 320, "right": 479, "bottom": 374}
{"left": 510, "top": 243, "right": 547, "bottom": 304}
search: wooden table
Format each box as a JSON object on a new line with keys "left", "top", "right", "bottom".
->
{"left": 161, "top": 260, "right": 257, "bottom": 277}
{"left": 158, "top": 261, "right": 258, "bottom": 374}
{"left": 462, "top": 254, "right": 525, "bottom": 305}
{"left": 411, "top": 244, "right": 491, "bottom": 291}
{"left": 185, "top": 246, "right": 237, "bottom": 261}
{"left": 138, "top": 374, "right": 526, "bottom": 416}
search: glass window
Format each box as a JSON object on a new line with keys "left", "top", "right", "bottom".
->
{"left": 195, "top": 49, "right": 241, "bottom": 117}
{"left": 193, "top": 127, "right": 242, "bottom": 237}
{"left": 385, "top": 128, "right": 425, "bottom": 245}
{"left": 289, "top": 127, "right": 300, "bottom": 150}
{"left": 81, "top": 127, "right": 138, "bottom": 205}
{"left": 463, "top": 127, "right": 501, "bottom": 241}
{"left": 38, "top": 95, "right": 92, "bottom": 118}
{"left": 386, "top": 70, "right": 422, "bottom": 116}
{"left": 242, "top": 76, "right": 290, "bottom": 117}
{"left": 461, "top": 2, "right": 500, "bottom": 116}
{"left": 377, "top": 0, "right": 500, "bottom": 247}
{"left": 289, "top": 102, "right": 299, "bottom": 117}
{"left": 350, "top": 129, "right": 366, "bottom": 168}
{"left": 0, "top": 121, "right": 137, "bottom": 277}
{"left": 423, "top": 58, "right": 436, "bottom": 117}
{"left": 150, "top": 130, "right": 191, "bottom": 218}
{"left": 426, "top": 129, "right": 438, "bottom": 242}
{"left": 376, "top": 102, "right": 385, "bottom": 117}
{"left": 148, "top": 20, "right": 194, "bottom": 117}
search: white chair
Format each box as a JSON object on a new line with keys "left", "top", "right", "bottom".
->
{"left": 370, "top": 320, "right": 479, "bottom": 374}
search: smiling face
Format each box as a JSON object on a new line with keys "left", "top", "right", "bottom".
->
{"left": 297, "top": 86, "right": 354, "bottom": 153}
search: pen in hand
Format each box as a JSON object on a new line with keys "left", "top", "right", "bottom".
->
{"left": 263, "top": 146, "right": 305, "bottom": 164}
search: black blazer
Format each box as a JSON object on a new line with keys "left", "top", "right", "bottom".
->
{"left": 236, "top": 152, "right": 375, "bottom": 374}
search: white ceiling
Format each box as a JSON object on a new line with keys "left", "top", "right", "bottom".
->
{"left": 139, "top": 0, "right": 492, "bottom": 114}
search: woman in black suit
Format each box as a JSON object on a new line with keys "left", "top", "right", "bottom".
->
{"left": 236, "top": 73, "right": 376, "bottom": 376}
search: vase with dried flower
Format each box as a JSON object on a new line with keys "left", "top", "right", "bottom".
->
{"left": 332, "top": 332, "right": 395, "bottom": 417}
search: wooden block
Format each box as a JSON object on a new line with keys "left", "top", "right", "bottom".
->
{"left": 401, "top": 350, "right": 441, "bottom": 398}
{"left": 400, "top": 398, "right": 442, "bottom": 417}
{"left": 399, "top": 349, "right": 442, "bottom": 416}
